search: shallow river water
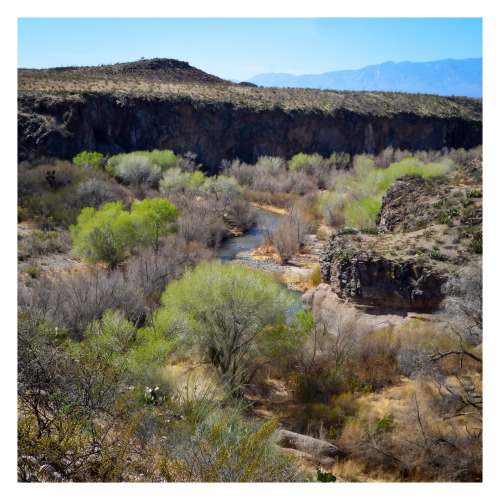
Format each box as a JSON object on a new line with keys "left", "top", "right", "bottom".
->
{"left": 214, "top": 208, "right": 283, "bottom": 261}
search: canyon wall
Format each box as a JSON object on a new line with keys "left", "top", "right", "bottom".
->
{"left": 18, "top": 92, "right": 482, "bottom": 171}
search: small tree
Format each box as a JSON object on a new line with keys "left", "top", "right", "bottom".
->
{"left": 200, "top": 175, "right": 242, "bottom": 214}
{"left": 72, "top": 151, "right": 104, "bottom": 170}
{"left": 159, "top": 261, "right": 301, "bottom": 391}
{"left": 116, "top": 155, "right": 162, "bottom": 187}
{"left": 76, "top": 178, "right": 114, "bottom": 209}
{"left": 130, "top": 198, "right": 179, "bottom": 251}
{"left": 272, "top": 206, "right": 313, "bottom": 264}
{"left": 288, "top": 153, "right": 322, "bottom": 174}
{"left": 70, "top": 202, "right": 136, "bottom": 270}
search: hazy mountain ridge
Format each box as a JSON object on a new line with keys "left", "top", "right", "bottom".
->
{"left": 248, "top": 58, "right": 482, "bottom": 97}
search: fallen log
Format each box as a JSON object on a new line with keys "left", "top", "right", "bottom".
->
{"left": 276, "top": 429, "right": 347, "bottom": 461}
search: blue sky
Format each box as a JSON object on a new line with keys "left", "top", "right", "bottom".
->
{"left": 17, "top": 17, "right": 482, "bottom": 82}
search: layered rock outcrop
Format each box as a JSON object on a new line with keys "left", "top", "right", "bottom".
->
{"left": 319, "top": 230, "right": 445, "bottom": 311}
{"left": 376, "top": 176, "right": 436, "bottom": 233}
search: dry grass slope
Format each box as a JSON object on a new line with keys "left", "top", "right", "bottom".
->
{"left": 18, "top": 59, "right": 482, "bottom": 119}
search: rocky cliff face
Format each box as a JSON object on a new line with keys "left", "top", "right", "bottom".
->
{"left": 319, "top": 230, "right": 445, "bottom": 311}
{"left": 18, "top": 91, "right": 482, "bottom": 170}
{"left": 316, "top": 157, "right": 482, "bottom": 312}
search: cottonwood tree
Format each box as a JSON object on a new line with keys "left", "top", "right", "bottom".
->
{"left": 70, "top": 202, "right": 136, "bottom": 270}
{"left": 130, "top": 198, "right": 178, "bottom": 251}
{"left": 159, "top": 261, "right": 302, "bottom": 392}
{"left": 70, "top": 199, "right": 179, "bottom": 269}
{"left": 72, "top": 151, "right": 104, "bottom": 170}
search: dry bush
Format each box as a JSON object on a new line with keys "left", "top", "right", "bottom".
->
{"left": 177, "top": 199, "right": 228, "bottom": 247}
{"left": 374, "top": 146, "right": 396, "bottom": 169}
{"left": 349, "top": 329, "right": 401, "bottom": 390}
{"left": 125, "top": 235, "right": 213, "bottom": 303}
{"left": 251, "top": 169, "right": 294, "bottom": 194}
{"left": 295, "top": 265, "right": 322, "bottom": 293}
{"left": 317, "top": 167, "right": 342, "bottom": 190}
{"left": 396, "top": 343, "right": 436, "bottom": 379}
{"left": 310, "top": 303, "right": 369, "bottom": 369}
{"left": 290, "top": 171, "right": 318, "bottom": 195}
{"left": 76, "top": 178, "right": 116, "bottom": 209}
{"left": 247, "top": 190, "right": 299, "bottom": 209}
{"left": 223, "top": 198, "right": 258, "bottom": 231}
{"left": 107, "top": 178, "right": 135, "bottom": 208}
{"left": 290, "top": 302, "right": 371, "bottom": 405}
{"left": 176, "top": 151, "right": 200, "bottom": 172}
{"left": 439, "top": 259, "right": 482, "bottom": 344}
{"left": 221, "top": 159, "right": 255, "bottom": 186}
{"left": 340, "top": 379, "right": 482, "bottom": 481}
{"left": 271, "top": 206, "right": 314, "bottom": 264}
{"left": 19, "top": 229, "right": 72, "bottom": 258}
{"left": 18, "top": 269, "right": 147, "bottom": 340}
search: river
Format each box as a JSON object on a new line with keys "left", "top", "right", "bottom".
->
{"left": 214, "top": 208, "right": 283, "bottom": 262}
{"left": 214, "top": 207, "right": 303, "bottom": 316}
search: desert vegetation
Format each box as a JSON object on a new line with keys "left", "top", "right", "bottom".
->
{"left": 17, "top": 108, "right": 483, "bottom": 484}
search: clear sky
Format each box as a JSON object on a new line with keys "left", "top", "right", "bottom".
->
{"left": 18, "top": 17, "right": 482, "bottom": 82}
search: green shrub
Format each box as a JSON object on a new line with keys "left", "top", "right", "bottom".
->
{"left": 436, "top": 208, "right": 459, "bottom": 225}
{"left": 344, "top": 197, "right": 382, "bottom": 230}
{"left": 429, "top": 250, "right": 442, "bottom": 260}
{"left": 329, "top": 151, "right": 351, "bottom": 169}
{"left": 116, "top": 155, "right": 162, "bottom": 186}
{"left": 73, "top": 151, "right": 104, "bottom": 170}
{"left": 467, "top": 189, "right": 482, "bottom": 198}
{"left": 70, "top": 198, "right": 179, "bottom": 268}
{"left": 159, "top": 261, "right": 301, "bottom": 392}
{"left": 310, "top": 467, "right": 337, "bottom": 483}
{"left": 27, "top": 266, "right": 40, "bottom": 279}
{"left": 131, "top": 198, "right": 179, "bottom": 250}
{"left": 376, "top": 415, "right": 393, "bottom": 432}
{"left": 321, "top": 156, "right": 455, "bottom": 231}
{"left": 159, "top": 168, "right": 207, "bottom": 196}
{"left": 470, "top": 235, "right": 482, "bottom": 254}
{"left": 106, "top": 149, "right": 177, "bottom": 176}
{"left": 288, "top": 153, "right": 322, "bottom": 174}
{"left": 159, "top": 416, "right": 303, "bottom": 482}
{"left": 70, "top": 202, "right": 136, "bottom": 269}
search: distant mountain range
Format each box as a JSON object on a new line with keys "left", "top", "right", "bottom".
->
{"left": 246, "top": 58, "right": 482, "bottom": 97}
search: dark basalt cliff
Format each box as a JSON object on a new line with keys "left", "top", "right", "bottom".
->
{"left": 319, "top": 230, "right": 445, "bottom": 311}
{"left": 18, "top": 91, "right": 482, "bottom": 171}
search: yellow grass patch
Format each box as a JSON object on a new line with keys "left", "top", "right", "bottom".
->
{"left": 250, "top": 202, "right": 288, "bottom": 215}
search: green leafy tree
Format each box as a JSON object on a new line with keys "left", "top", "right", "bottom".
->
{"left": 70, "top": 202, "right": 136, "bottom": 270}
{"left": 72, "top": 151, "right": 104, "bottom": 170}
{"left": 130, "top": 198, "right": 179, "bottom": 251}
{"left": 329, "top": 151, "right": 351, "bottom": 169}
{"left": 288, "top": 153, "right": 322, "bottom": 174}
{"left": 159, "top": 168, "right": 206, "bottom": 196}
{"left": 159, "top": 261, "right": 302, "bottom": 391}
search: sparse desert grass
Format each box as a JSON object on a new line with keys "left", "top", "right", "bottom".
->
{"left": 18, "top": 61, "right": 482, "bottom": 119}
